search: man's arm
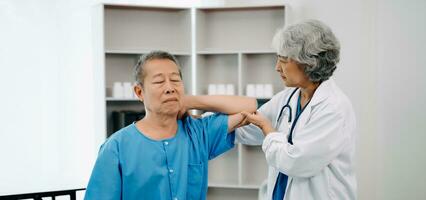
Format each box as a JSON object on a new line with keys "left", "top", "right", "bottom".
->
{"left": 184, "top": 95, "right": 257, "bottom": 115}
{"left": 183, "top": 95, "right": 257, "bottom": 132}
{"left": 227, "top": 113, "right": 247, "bottom": 132}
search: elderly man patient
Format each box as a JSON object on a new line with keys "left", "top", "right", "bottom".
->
{"left": 84, "top": 51, "right": 257, "bottom": 200}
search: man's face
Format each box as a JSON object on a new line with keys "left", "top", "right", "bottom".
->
{"left": 135, "top": 59, "right": 184, "bottom": 116}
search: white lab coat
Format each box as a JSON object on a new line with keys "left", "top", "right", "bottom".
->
{"left": 236, "top": 78, "right": 357, "bottom": 200}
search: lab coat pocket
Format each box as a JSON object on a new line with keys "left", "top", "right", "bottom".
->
{"left": 187, "top": 163, "right": 204, "bottom": 200}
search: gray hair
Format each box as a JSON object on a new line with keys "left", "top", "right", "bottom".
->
{"left": 272, "top": 19, "right": 340, "bottom": 83}
{"left": 134, "top": 50, "right": 181, "bottom": 86}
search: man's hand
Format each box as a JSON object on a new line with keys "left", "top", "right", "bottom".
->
{"left": 240, "top": 111, "right": 275, "bottom": 136}
{"left": 177, "top": 95, "right": 202, "bottom": 119}
{"left": 177, "top": 103, "right": 187, "bottom": 119}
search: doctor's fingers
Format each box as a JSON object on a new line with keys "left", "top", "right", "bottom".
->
{"left": 241, "top": 111, "right": 260, "bottom": 121}
{"left": 237, "top": 114, "right": 251, "bottom": 127}
{"left": 240, "top": 111, "right": 263, "bottom": 126}
{"left": 238, "top": 112, "right": 250, "bottom": 124}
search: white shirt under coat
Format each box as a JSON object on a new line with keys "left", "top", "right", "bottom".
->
{"left": 236, "top": 78, "right": 357, "bottom": 200}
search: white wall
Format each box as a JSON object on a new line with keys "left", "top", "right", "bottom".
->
{"left": 0, "top": 0, "right": 96, "bottom": 195}
{"left": 1, "top": 0, "right": 425, "bottom": 199}
{"left": 284, "top": 0, "right": 426, "bottom": 199}
{"left": 376, "top": 0, "right": 426, "bottom": 199}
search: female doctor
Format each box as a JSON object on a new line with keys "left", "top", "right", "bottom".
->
{"left": 236, "top": 20, "right": 357, "bottom": 200}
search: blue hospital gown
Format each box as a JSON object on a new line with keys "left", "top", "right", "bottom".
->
{"left": 85, "top": 113, "right": 235, "bottom": 200}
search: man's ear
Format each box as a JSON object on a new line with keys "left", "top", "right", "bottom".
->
{"left": 134, "top": 84, "right": 144, "bottom": 102}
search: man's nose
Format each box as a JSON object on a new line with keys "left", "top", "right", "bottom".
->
{"left": 164, "top": 81, "right": 176, "bottom": 94}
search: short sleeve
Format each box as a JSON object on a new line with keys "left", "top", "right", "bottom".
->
{"left": 204, "top": 113, "right": 235, "bottom": 159}
{"left": 183, "top": 113, "right": 235, "bottom": 160}
{"left": 84, "top": 139, "right": 122, "bottom": 200}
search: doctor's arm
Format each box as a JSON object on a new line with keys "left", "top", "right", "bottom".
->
{"left": 182, "top": 95, "right": 257, "bottom": 132}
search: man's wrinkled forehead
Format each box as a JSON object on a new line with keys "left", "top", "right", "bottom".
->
{"left": 140, "top": 61, "right": 182, "bottom": 85}
{"left": 144, "top": 59, "right": 179, "bottom": 74}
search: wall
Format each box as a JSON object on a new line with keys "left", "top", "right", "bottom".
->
{"left": 286, "top": 1, "right": 426, "bottom": 199}
{"left": 376, "top": 0, "right": 426, "bottom": 199}
{"left": 0, "top": 0, "right": 96, "bottom": 194}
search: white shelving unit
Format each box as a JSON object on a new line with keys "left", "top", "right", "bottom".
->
{"left": 241, "top": 52, "right": 284, "bottom": 96}
{"left": 104, "top": 6, "right": 192, "bottom": 53}
{"left": 95, "top": 3, "right": 287, "bottom": 199}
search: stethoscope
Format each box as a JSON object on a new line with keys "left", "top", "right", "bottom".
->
{"left": 276, "top": 88, "right": 311, "bottom": 145}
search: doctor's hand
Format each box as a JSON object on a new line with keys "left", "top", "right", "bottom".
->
{"left": 240, "top": 111, "right": 275, "bottom": 136}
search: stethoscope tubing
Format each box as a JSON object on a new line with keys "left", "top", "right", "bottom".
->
{"left": 276, "top": 88, "right": 312, "bottom": 145}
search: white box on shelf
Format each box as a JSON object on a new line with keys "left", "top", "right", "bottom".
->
{"left": 112, "top": 82, "right": 124, "bottom": 98}
{"left": 226, "top": 84, "right": 235, "bottom": 95}
{"left": 208, "top": 84, "right": 217, "bottom": 95}
{"left": 246, "top": 84, "right": 256, "bottom": 97}
{"left": 264, "top": 84, "right": 274, "bottom": 98}
{"left": 123, "top": 82, "right": 133, "bottom": 99}
{"left": 256, "top": 84, "right": 265, "bottom": 98}
{"left": 217, "top": 84, "right": 226, "bottom": 95}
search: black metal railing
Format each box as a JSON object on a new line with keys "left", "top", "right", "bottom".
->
{"left": 0, "top": 188, "right": 86, "bottom": 200}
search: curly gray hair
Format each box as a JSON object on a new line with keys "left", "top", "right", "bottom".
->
{"left": 272, "top": 19, "right": 340, "bottom": 83}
